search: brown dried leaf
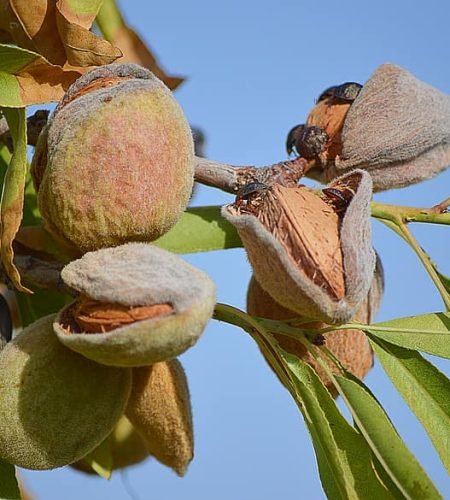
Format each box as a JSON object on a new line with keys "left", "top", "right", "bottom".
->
{"left": 15, "top": 57, "right": 82, "bottom": 105}
{"left": 7, "top": 0, "right": 67, "bottom": 65}
{"left": 0, "top": 0, "right": 121, "bottom": 68}
{"left": 111, "top": 26, "right": 183, "bottom": 90}
{"left": 55, "top": 5, "right": 122, "bottom": 67}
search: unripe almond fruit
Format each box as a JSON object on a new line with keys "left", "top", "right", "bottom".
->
{"left": 0, "top": 314, "right": 131, "bottom": 470}
{"left": 31, "top": 63, "right": 194, "bottom": 254}
{"left": 126, "top": 359, "right": 194, "bottom": 476}
{"left": 247, "top": 257, "right": 384, "bottom": 396}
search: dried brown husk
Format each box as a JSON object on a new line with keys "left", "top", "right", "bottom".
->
{"left": 126, "top": 359, "right": 193, "bottom": 476}
{"left": 222, "top": 170, "right": 375, "bottom": 323}
{"left": 306, "top": 64, "right": 450, "bottom": 191}
{"left": 247, "top": 255, "right": 384, "bottom": 396}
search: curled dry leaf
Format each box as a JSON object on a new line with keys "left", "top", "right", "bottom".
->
{"left": 222, "top": 170, "right": 375, "bottom": 324}
{"left": 247, "top": 255, "right": 384, "bottom": 396}
{"left": 0, "top": 0, "right": 121, "bottom": 68}
{"left": 305, "top": 64, "right": 450, "bottom": 191}
{"left": 126, "top": 359, "right": 194, "bottom": 476}
{"left": 0, "top": 44, "right": 81, "bottom": 106}
{"left": 54, "top": 243, "right": 216, "bottom": 367}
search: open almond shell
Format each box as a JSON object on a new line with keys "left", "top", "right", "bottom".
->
{"left": 54, "top": 243, "right": 216, "bottom": 367}
{"left": 222, "top": 170, "right": 375, "bottom": 324}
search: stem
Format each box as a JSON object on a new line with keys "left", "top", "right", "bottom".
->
{"left": 395, "top": 223, "right": 450, "bottom": 311}
{"left": 370, "top": 200, "right": 450, "bottom": 309}
{"left": 371, "top": 200, "right": 450, "bottom": 225}
{"left": 213, "top": 303, "right": 296, "bottom": 392}
{"left": 0, "top": 110, "right": 49, "bottom": 151}
{"left": 194, "top": 156, "right": 308, "bottom": 194}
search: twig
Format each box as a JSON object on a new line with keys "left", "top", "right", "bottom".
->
{"left": 194, "top": 156, "right": 308, "bottom": 193}
{"left": 5, "top": 255, "right": 73, "bottom": 294}
{"left": 0, "top": 110, "right": 49, "bottom": 151}
{"left": 371, "top": 200, "right": 450, "bottom": 225}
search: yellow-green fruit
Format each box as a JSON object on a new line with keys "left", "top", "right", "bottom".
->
{"left": 31, "top": 63, "right": 194, "bottom": 254}
{"left": 126, "top": 359, "right": 193, "bottom": 476}
{"left": 0, "top": 315, "right": 132, "bottom": 470}
{"left": 71, "top": 416, "right": 149, "bottom": 474}
{"left": 247, "top": 259, "right": 384, "bottom": 396}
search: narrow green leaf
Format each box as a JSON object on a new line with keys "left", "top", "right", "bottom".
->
{"left": 0, "top": 107, "right": 30, "bottom": 292}
{"left": 154, "top": 206, "right": 241, "bottom": 253}
{"left": 366, "top": 313, "right": 450, "bottom": 359}
{"left": 283, "top": 352, "right": 394, "bottom": 500}
{"left": 0, "top": 459, "right": 20, "bottom": 500}
{"left": 370, "top": 336, "right": 450, "bottom": 475}
{"left": 0, "top": 73, "right": 22, "bottom": 108}
{"left": 335, "top": 373, "right": 441, "bottom": 499}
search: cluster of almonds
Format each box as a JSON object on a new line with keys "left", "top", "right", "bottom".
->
{"left": 0, "top": 65, "right": 216, "bottom": 475}
{"left": 223, "top": 170, "right": 381, "bottom": 387}
{"left": 1, "top": 62, "right": 448, "bottom": 475}
{"left": 0, "top": 244, "right": 216, "bottom": 474}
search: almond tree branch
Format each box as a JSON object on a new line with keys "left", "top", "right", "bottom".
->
{"left": 0, "top": 110, "right": 49, "bottom": 151}
{"left": 194, "top": 156, "right": 308, "bottom": 193}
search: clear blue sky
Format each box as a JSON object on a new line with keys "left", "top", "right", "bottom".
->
{"left": 21, "top": 1, "right": 450, "bottom": 499}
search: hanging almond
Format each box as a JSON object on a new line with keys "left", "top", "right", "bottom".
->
{"left": 299, "top": 64, "right": 450, "bottom": 191}
{"left": 53, "top": 243, "right": 216, "bottom": 367}
{"left": 222, "top": 170, "right": 375, "bottom": 324}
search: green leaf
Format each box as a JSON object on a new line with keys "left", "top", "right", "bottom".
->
{"left": 81, "top": 434, "right": 113, "bottom": 480}
{"left": 0, "top": 72, "right": 22, "bottom": 108}
{"left": 283, "top": 352, "right": 394, "bottom": 500}
{"left": 154, "top": 206, "right": 241, "bottom": 253}
{"left": 335, "top": 373, "right": 441, "bottom": 499}
{"left": 370, "top": 336, "right": 450, "bottom": 475}
{"left": 0, "top": 459, "right": 20, "bottom": 500}
{"left": 0, "top": 107, "right": 30, "bottom": 292}
{"left": 365, "top": 313, "right": 450, "bottom": 359}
